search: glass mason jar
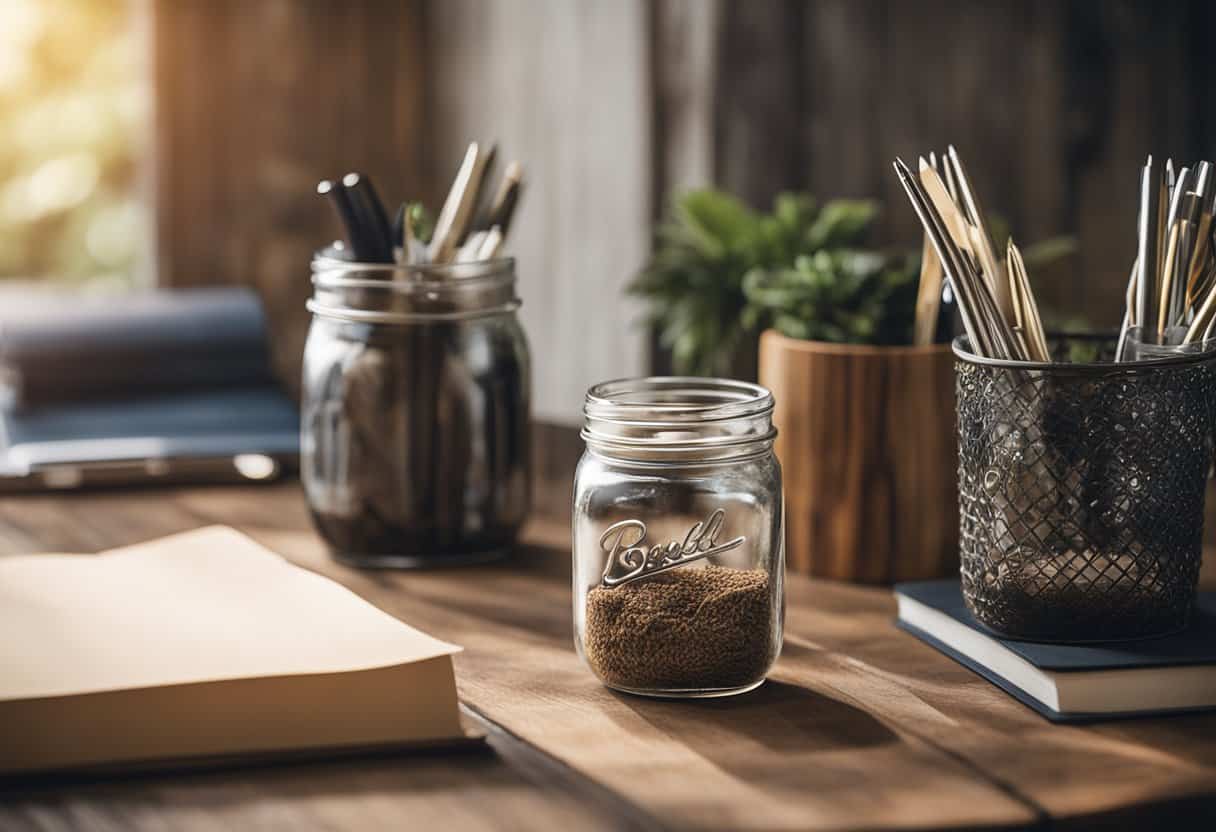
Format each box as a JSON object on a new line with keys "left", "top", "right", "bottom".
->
{"left": 573, "top": 377, "right": 784, "bottom": 697}
{"left": 302, "top": 256, "right": 531, "bottom": 567}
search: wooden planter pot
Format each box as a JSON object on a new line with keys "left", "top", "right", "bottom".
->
{"left": 759, "top": 330, "right": 958, "bottom": 583}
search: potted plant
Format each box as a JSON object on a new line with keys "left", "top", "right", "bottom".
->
{"left": 743, "top": 249, "right": 957, "bottom": 583}
{"left": 632, "top": 189, "right": 1067, "bottom": 583}
{"left": 629, "top": 190, "right": 881, "bottom": 378}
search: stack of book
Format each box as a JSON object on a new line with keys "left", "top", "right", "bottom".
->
{"left": 896, "top": 581, "right": 1216, "bottom": 722}
{"left": 0, "top": 287, "right": 299, "bottom": 490}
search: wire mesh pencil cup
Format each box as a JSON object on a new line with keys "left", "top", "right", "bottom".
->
{"left": 954, "top": 333, "right": 1216, "bottom": 642}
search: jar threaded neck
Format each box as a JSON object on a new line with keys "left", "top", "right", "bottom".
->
{"left": 582, "top": 377, "right": 776, "bottom": 462}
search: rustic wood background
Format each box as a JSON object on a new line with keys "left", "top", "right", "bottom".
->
{"left": 152, "top": 0, "right": 428, "bottom": 397}
{"left": 153, "top": 0, "right": 1216, "bottom": 422}
{"left": 424, "top": 0, "right": 652, "bottom": 424}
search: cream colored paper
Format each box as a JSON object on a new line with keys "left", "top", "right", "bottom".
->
{"left": 0, "top": 526, "right": 465, "bottom": 774}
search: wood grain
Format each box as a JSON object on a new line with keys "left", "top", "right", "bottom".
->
{"left": 650, "top": 0, "right": 720, "bottom": 204}
{"left": 151, "top": 0, "right": 428, "bottom": 400}
{"left": 151, "top": 2, "right": 1216, "bottom": 417}
{"left": 0, "top": 492, "right": 641, "bottom": 832}
{"left": 3, "top": 484, "right": 1216, "bottom": 829}
{"left": 712, "top": 0, "right": 803, "bottom": 212}
{"left": 424, "top": 0, "right": 651, "bottom": 423}
{"left": 647, "top": 0, "right": 1216, "bottom": 374}
{"left": 759, "top": 329, "right": 958, "bottom": 582}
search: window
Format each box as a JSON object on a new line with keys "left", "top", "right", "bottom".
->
{"left": 0, "top": 0, "right": 148, "bottom": 288}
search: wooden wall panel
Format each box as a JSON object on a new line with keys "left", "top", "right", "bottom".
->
{"left": 152, "top": 0, "right": 1216, "bottom": 414}
{"left": 424, "top": 0, "right": 651, "bottom": 424}
{"left": 800, "top": 1, "right": 1074, "bottom": 308}
{"left": 647, "top": 0, "right": 721, "bottom": 377}
{"left": 650, "top": 0, "right": 719, "bottom": 207}
{"left": 152, "top": 0, "right": 427, "bottom": 395}
{"left": 800, "top": 1, "right": 886, "bottom": 204}
{"left": 1065, "top": 0, "right": 1209, "bottom": 324}
{"left": 712, "top": 1, "right": 803, "bottom": 210}
{"left": 652, "top": 0, "right": 1216, "bottom": 339}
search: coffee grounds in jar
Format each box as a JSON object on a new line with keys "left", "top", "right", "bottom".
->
{"left": 584, "top": 565, "right": 773, "bottom": 691}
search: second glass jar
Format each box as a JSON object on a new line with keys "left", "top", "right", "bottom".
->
{"left": 573, "top": 377, "right": 784, "bottom": 697}
{"left": 302, "top": 256, "right": 531, "bottom": 567}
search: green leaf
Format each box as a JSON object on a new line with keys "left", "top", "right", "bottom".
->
{"left": 406, "top": 202, "right": 434, "bottom": 244}
{"left": 631, "top": 185, "right": 1072, "bottom": 367}
{"left": 805, "top": 199, "right": 878, "bottom": 249}
{"left": 772, "top": 192, "right": 818, "bottom": 232}
{"left": 674, "top": 189, "right": 757, "bottom": 258}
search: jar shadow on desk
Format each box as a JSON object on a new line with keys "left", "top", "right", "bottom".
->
{"left": 607, "top": 677, "right": 898, "bottom": 756}
{"left": 301, "top": 257, "right": 531, "bottom": 568}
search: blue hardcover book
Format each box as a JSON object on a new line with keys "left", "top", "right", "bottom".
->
{"left": 895, "top": 580, "right": 1216, "bottom": 723}
{"left": 0, "top": 287, "right": 299, "bottom": 491}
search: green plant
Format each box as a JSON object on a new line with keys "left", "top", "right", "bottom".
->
{"left": 630, "top": 189, "right": 895, "bottom": 375}
{"left": 631, "top": 188, "right": 1076, "bottom": 375}
{"left": 741, "top": 249, "right": 918, "bottom": 345}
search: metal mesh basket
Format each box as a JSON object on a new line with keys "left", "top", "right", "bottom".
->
{"left": 954, "top": 333, "right": 1216, "bottom": 642}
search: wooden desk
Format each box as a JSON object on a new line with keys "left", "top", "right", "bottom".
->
{"left": 2, "top": 483, "right": 1216, "bottom": 830}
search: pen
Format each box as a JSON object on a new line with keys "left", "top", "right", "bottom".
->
{"left": 477, "top": 226, "right": 504, "bottom": 260}
{"left": 430, "top": 142, "right": 495, "bottom": 264}
{"left": 1134, "top": 157, "right": 1159, "bottom": 339}
{"left": 341, "top": 172, "right": 394, "bottom": 263}
{"left": 482, "top": 161, "right": 524, "bottom": 236}
{"left": 318, "top": 179, "right": 379, "bottom": 263}
{"left": 392, "top": 202, "right": 406, "bottom": 261}
{"left": 894, "top": 158, "right": 987, "bottom": 355}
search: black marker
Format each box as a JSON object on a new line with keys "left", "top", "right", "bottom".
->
{"left": 391, "top": 202, "right": 406, "bottom": 252}
{"left": 342, "top": 172, "right": 394, "bottom": 263}
{"left": 317, "top": 179, "right": 377, "bottom": 262}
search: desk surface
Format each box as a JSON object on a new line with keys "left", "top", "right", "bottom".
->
{"left": 2, "top": 483, "right": 1216, "bottom": 830}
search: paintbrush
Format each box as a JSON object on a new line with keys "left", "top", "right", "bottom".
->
{"left": 477, "top": 226, "right": 505, "bottom": 260}
{"left": 946, "top": 146, "right": 1012, "bottom": 324}
{"left": 1184, "top": 161, "right": 1214, "bottom": 309}
{"left": 912, "top": 154, "right": 946, "bottom": 347}
{"left": 1169, "top": 190, "right": 1202, "bottom": 329}
{"left": 1184, "top": 272, "right": 1216, "bottom": 344}
{"left": 1156, "top": 167, "right": 1192, "bottom": 336}
{"left": 480, "top": 161, "right": 524, "bottom": 236}
{"left": 1134, "top": 157, "right": 1161, "bottom": 340}
{"left": 913, "top": 220, "right": 945, "bottom": 346}
{"left": 895, "top": 159, "right": 986, "bottom": 353}
{"left": 1115, "top": 262, "right": 1139, "bottom": 360}
{"left": 429, "top": 142, "right": 495, "bottom": 264}
{"left": 918, "top": 159, "right": 1018, "bottom": 359}
{"left": 1007, "top": 240, "right": 1049, "bottom": 361}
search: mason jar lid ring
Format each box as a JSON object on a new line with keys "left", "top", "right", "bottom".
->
{"left": 306, "top": 298, "right": 521, "bottom": 324}
{"left": 582, "top": 377, "right": 776, "bottom": 459}
{"left": 308, "top": 256, "right": 519, "bottom": 322}
{"left": 584, "top": 376, "right": 773, "bottom": 420}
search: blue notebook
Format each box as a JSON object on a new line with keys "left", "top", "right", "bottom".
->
{"left": 0, "top": 389, "right": 299, "bottom": 490}
{"left": 895, "top": 580, "right": 1216, "bottom": 723}
{"left": 0, "top": 287, "right": 273, "bottom": 410}
{"left": 0, "top": 287, "right": 298, "bottom": 491}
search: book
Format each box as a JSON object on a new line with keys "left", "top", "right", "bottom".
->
{"left": 0, "top": 288, "right": 300, "bottom": 492}
{"left": 0, "top": 287, "right": 274, "bottom": 410}
{"left": 895, "top": 580, "right": 1216, "bottom": 722}
{"left": 0, "top": 526, "right": 470, "bottom": 776}
{"left": 0, "top": 387, "right": 300, "bottom": 489}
